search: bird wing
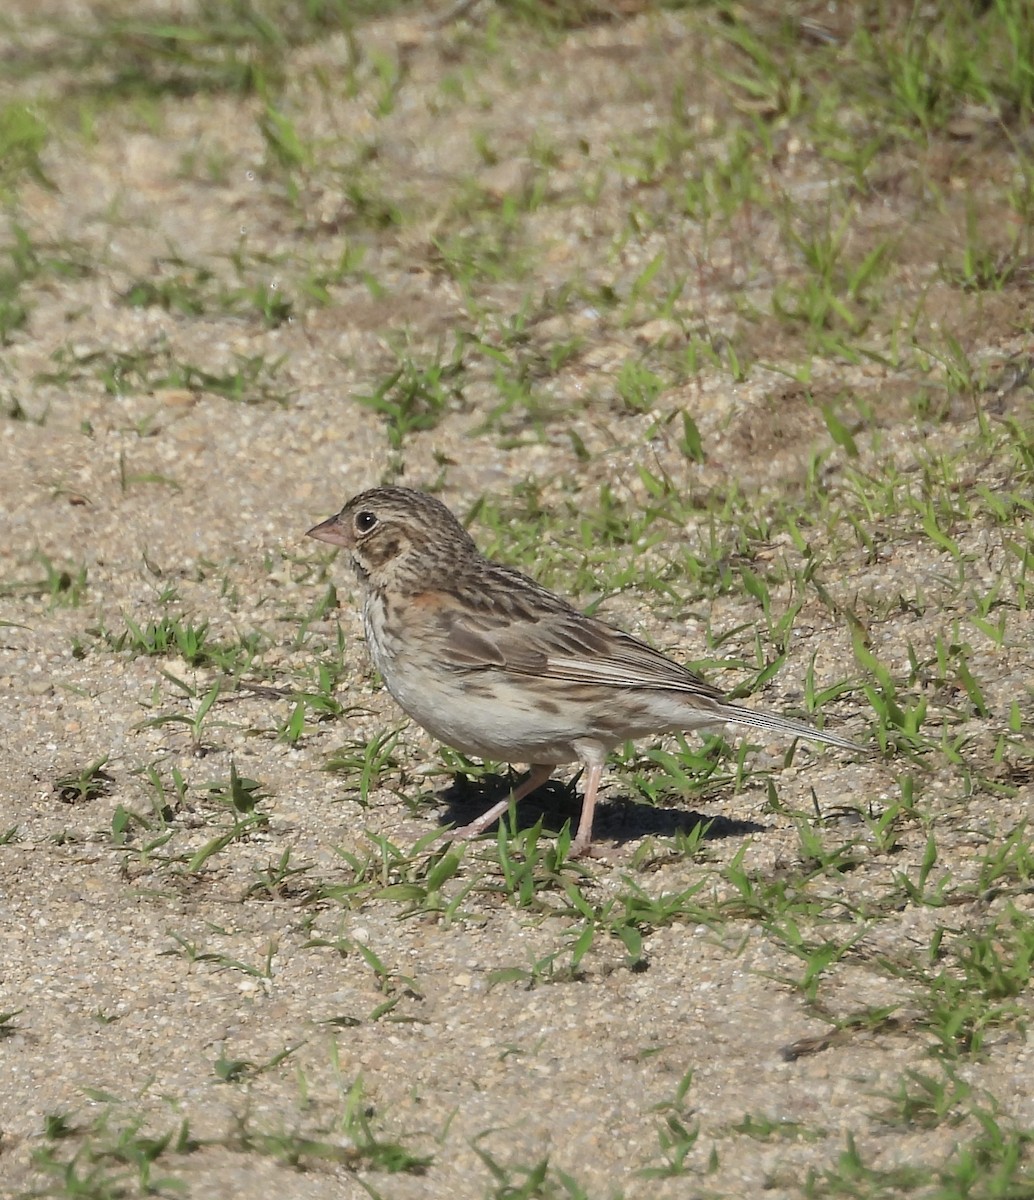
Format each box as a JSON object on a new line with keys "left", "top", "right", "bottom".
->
{"left": 425, "top": 565, "right": 725, "bottom": 701}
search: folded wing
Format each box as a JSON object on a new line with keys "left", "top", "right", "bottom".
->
{"left": 430, "top": 565, "right": 726, "bottom": 702}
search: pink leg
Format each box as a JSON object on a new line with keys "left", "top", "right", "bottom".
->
{"left": 570, "top": 759, "right": 603, "bottom": 858}
{"left": 449, "top": 763, "right": 556, "bottom": 842}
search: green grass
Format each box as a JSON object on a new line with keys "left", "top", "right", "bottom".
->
{"left": 2, "top": 0, "right": 1033, "bottom": 1197}
{"left": 37, "top": 341, "right": 289, "bottom": 405}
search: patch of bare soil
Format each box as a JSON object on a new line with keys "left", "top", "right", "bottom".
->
{"left": 1, "top": 3, "right": 1032, "bottom": 1198}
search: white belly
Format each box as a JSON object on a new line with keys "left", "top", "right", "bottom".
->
{"left": 363, "top": 597, "right": 582, "bottom": 763}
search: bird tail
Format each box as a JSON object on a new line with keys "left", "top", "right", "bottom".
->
{"left": 716, "top": 702, "right": 864, "bottom": 752}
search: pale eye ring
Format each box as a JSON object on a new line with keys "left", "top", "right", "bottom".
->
{"left": 355, "top": 510, "right": 378, "bottom": 534}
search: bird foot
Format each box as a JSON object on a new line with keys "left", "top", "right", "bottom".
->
{"left": 445, "top": 820, "right": 487, "bottom": 843}
{"left": 568, "top": 838, "right": 610, "bottom": 861}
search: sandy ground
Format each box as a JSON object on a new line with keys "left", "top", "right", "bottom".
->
{"left": 1, "top": 2, "right": 1032, "bottom": 1197}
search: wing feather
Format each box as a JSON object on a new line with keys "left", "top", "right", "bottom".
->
{"left": 424, "top": 565, "right": 724, "bottom": 701}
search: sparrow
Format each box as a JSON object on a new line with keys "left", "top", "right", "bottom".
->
{"left": 307, "top": 487, "right": 863, "bottom": 856}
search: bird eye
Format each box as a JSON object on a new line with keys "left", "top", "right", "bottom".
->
{"left": 354, "top": 510, "right": 378, "bottom": 534}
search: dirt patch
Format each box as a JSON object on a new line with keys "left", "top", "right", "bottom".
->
{"left": 1, "top": 3, "right": 1032, "bottom": 1197}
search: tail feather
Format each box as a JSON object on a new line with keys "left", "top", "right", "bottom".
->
{"left": 718, "top": 702, "right": 864, "bottom": 753}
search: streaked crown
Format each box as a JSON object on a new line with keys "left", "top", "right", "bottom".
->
{"left": 307, "top": 486, "right": 479, "bottom": 585}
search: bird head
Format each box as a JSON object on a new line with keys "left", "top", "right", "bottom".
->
{"left": 306, "top": 486, "right": 477, "bottom": 585}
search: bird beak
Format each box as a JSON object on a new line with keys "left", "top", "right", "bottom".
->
{"left": 306, "top": 513, "right": 353, "bottom": 549}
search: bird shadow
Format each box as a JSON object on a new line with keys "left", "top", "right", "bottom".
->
{"left": 434, "top": 771, "right": 766, "bottom": 848}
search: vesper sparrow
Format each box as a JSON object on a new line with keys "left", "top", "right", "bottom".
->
{"left": 307, "top": 487, "right": 863, "bottom": 857}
